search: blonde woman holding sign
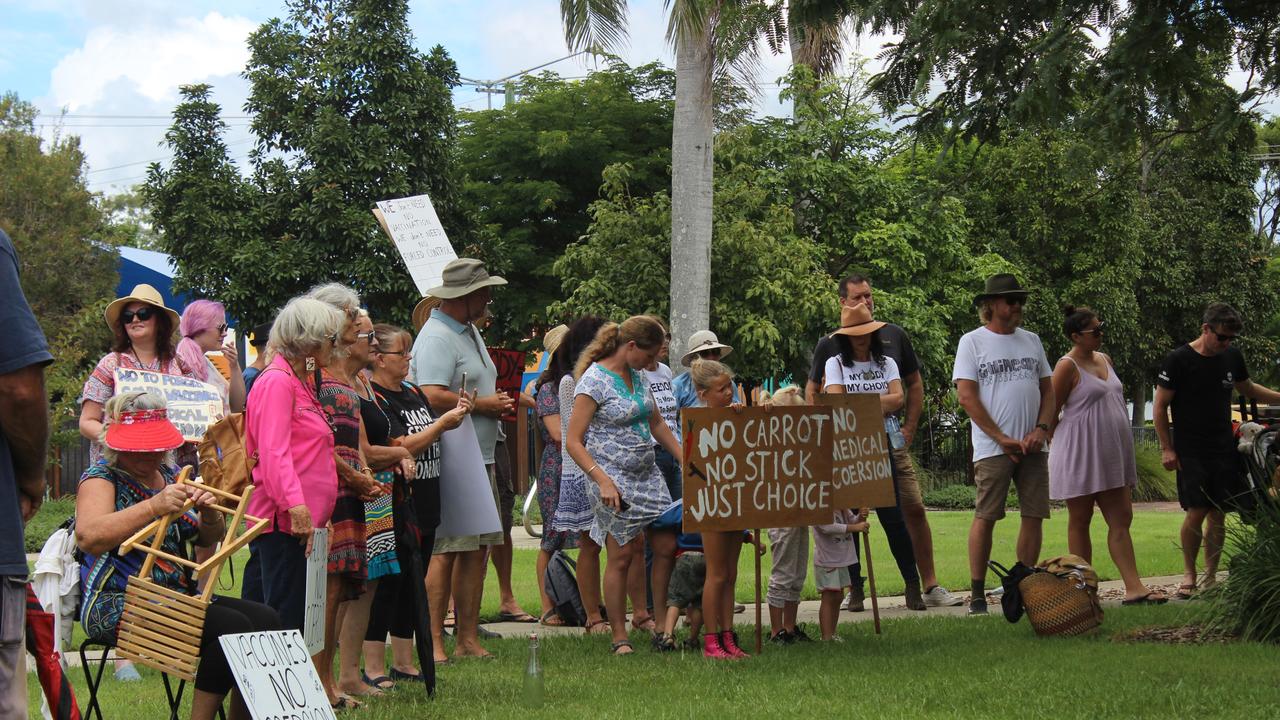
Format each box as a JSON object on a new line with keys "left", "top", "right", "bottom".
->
{"left": 564, "top": 316, "right": 681, "bottom": 655}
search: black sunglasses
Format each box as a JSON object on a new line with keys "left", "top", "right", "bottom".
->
{"left": 217, "top": 323, "right": 228, "bottom": 333}
{"left": 355, "top": 331, "right": 377, "bottom": 344}
{"left": 120, "top": 307, "right": 156, "bottom": 323}
{"left": 1214, "top": 331, "right": 1239, "bottom": 343}
{"left": 1077, "top": 322, "right": 1105, "bottom": 337}
{"left": 1004, "top": 295, "right": 1027, "bottom": 307}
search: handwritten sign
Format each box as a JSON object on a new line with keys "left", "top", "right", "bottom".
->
{"left": 302, "top": 528, "right": 328, "bottom": 656}
{"left": 219, "top": 629, "right": 336, "bottom": 720}
{"left": 373, "top": 194, "right": 457, "bottom": 295}
{"left": 113, "top": 369, "right": 223, "bottom": 441}
{"left": 486, "top": 348, "right": 527, "bottom": 423}
{"left": 680, "top": 406, "right": 833, "bottom": 532}
{"left": 817, "top": 394, "right": 896, "bottom": 508}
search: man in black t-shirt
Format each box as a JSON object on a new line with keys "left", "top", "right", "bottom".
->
{"left": 1154, "top": 302, "right": 1280, "bottom": 598}
{"left": 804, "top": 275, "right": 962, "bottom": 611}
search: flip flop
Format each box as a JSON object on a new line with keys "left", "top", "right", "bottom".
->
{"left": 540, "top": 610, "right": 566, "bottom": 627}
{"left": 361, "top": 673, "right": 394, "bottom": 691}
{"left": 610, "top": 640, "right": 634, "bottom": 655}
{"left": 584, "top": 619, "right": 611, "bottom": 635}
{"left": 1121, "top": 591, "right": 1169, "bottom": 606}
{"left": 630, "top": 614, "right": 657, "bottom": 633}
{"left": 443, "top": 610, "right": 456, "bottom": 629}
{"left": 331, "top": 696, "right": 362, "bottom": 711}
{"left": 1174, "top": 584, "right": 1197, "bottom": 600}
{"left": 498, "top": 610, "right": 538, "bottom": 623}
{"left": 390, "top": 668, "right": 424, "bottom": 682}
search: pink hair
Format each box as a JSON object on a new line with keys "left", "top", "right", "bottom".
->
{"left": 176, "top": 299, "right": 226, "bottom": 382}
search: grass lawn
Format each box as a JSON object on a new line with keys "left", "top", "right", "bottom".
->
{"left": 39, "top": 603, "right": 1280, "bottom": 719}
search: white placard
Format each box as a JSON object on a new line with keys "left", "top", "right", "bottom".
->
{"left": 112, "top": 368, "right": 224, "bottom": 441}
{"left": 218, "top": 629, "right": 336, "bottom": 720}
{"left": 436, "top": 416, "right": 502, "bottom": 538}
{"left": 302, "top": 528, "right": 328, "bottom": 656}
{"left": 373, "top": 194, "right": 457, "bottom": 295}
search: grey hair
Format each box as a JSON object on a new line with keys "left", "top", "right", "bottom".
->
{"left": 99, "top": 391, "right": 173, "bottom": 466}
{"left": 306, "top": 283, "right": 361, "bottom": 314}
{"left": 978, "top": 299, "right": 995, "bottom": 323}
{"left": 269, "top": 297, "right": 344, "bottom": 360}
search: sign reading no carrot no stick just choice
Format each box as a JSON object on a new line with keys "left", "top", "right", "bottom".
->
{"left": 816, "top": 394, "right": 896, "bottom": 509}
{"left": 680, "top": 406, "right": 834, "bottom": 532}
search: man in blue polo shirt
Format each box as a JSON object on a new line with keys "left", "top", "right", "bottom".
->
{"left": 0, "top": 228, "right": 53, "bottom": 716}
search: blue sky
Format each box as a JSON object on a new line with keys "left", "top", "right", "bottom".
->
{"left": 1, "top": 0, "right": 834, "bottom": 194}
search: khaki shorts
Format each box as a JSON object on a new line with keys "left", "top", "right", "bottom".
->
{"left": 973, "top": 452, "right": 1050, "bottom": 521}
{"left": 892, "top": 447, "right": 923, "bottom": 507}
{"left": 434, "top": 464, "right": 504, "bottom": 554}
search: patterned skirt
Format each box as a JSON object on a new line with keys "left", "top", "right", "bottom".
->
{"left": 364, "top": 471, "right": 399, "bottom": 581}
{"left": 537, "top": 444, "right": 578, "bottom": 552}
{"left": 550, "top": 465, "right": 595, "bottom": 534}
{"left": 328, "top": 481, "right": 368, "bottom": 595}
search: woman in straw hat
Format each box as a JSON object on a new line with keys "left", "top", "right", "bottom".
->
{"left": 80, "top": 283, "right": 192, "bottom": 470}
{"left": 75, "top": 391, "right": 280, "bottom": 720}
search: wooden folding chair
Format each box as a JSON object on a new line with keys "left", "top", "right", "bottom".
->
{"left": 113, "top": 466, "right": 269, "bottom": 682}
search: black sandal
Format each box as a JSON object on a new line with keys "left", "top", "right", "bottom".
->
{"left": 610, "top": 640, "right": 634, "bottom": 655}
{"left": 651, "top": 632, "right": 676, "bottom": 652}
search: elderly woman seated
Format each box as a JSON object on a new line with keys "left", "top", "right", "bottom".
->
{"left": 76, "top": 391, "right": 279, "bottom": 720}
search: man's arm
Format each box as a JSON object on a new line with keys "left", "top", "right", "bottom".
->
{"left": 1152, "top": 386, "right": 1179, "bottom": 471}
{"left": 0, "top": 363, "right": 49, "bottom": 518}
{"left": 1020, "top": 376, "right": 1054, "bottom": 453}
{"left": 955, "top": 379, "right": 1024, "bottom": 459}
{"left": 901, "top": 371, "right": 923, "bottom": 447}
{"left": 1235, "top": 379, "right": 1280, "bottom": 405}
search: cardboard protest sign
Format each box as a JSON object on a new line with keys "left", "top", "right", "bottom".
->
{"left": 680, "top": 406, "right": 833, "bottom": 532}
{"left": 302, "top": 528, "right": 329, "bottom": 656}
{"left": 373, "top": 194, "right": 457, "bottom": 295}
{"left": 436, "top": 416, "right": 502, "bottom": 538}
{"left": 486, "top": 348, "right": 526, "bottom": 423}
{"left": 113, "top": 369, "right": 223, "bottom": 441}
{"left": 816, "top": 394, "right": 896, "bottom": 508}
{"left": 218, "top": 629, "right": 336, "bottom": 720}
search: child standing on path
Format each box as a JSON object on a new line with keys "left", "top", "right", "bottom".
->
{"left": 813, "top": 509, "right": 870, "bottom": 641}
{"left": 761, "top": 385, "right": 815, "bottom": 644}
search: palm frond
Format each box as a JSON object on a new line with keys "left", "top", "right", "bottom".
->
{"left": 560, "top": 0, "right": 630, "bottom": 53}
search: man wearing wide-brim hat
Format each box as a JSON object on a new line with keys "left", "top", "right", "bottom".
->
{"left": 410, "top": 258, "right": 532, "bottom": 654}
{"left": 672, "top": 329, "right": 741, "bottom": 409}
{"left": 951, "top": 272, "right": 1055, "bottom": 616}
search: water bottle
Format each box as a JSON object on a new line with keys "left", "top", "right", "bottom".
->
{"left": 885, "top": 416, "right": 906, "bottom": 450}
{"left": 522, "top": 632, "right": 544, "bottom": 708}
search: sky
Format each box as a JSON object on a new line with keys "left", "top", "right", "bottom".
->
{"left": 1, "top": 1, "right": 1272, "bottom": 198}
{"left": 3, "top": 0, "right": 889, "bottom": 195}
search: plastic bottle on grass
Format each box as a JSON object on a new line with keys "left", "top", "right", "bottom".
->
{"left": 523, "top": 632, "right": 544, "bottom": 708}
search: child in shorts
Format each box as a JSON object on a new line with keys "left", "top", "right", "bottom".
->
{"left": 659, "top": 533, "right": 707, "bottom": 651}
{"left": 813, "top": 508, "right": 869, "bottom": 641}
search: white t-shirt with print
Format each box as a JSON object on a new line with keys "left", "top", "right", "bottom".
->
{"left": 951, "top": 326, "right": 1052, "bottom": 462}
{"left": 643, "top": 362, "right": 680, "bottom": 443}
{"left": 824, "top": 354, "right": 904, "bottom": 444}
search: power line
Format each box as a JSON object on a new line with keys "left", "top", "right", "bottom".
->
{"left": 87, "top": 137, "right": 257, "bottom": 174}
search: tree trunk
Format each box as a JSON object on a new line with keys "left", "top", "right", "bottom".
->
{"left": 1130, "top": 381, "right": 1147, "bottom": 427}
{"left": 669, "top": 25, "right": 715, "bottom": 363}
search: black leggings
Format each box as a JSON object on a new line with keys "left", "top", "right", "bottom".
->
{"left": 849, "top": 447, "right": 919, "bottom": 585}
{"left": 366, "top": 477, "right": 440, "bottom": 642}
{"left": 196, "top": 595, "right": 281, "bottom": 695}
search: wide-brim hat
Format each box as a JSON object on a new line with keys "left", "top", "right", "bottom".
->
{"left": 973, "top": 273, "right": 1031, "bottom": 306}
{"left": 105, "top": 284, "right": 181, "bottom": 331}
{"left": 424, "top": 258, "right": 507, "bottom": 300}
{"left": 680, "top": 330, "right": 734, "bottom": 367}
{"left": 543, "top": 324, "right": 569, "bottom": 355}
{"left": 830, "top": 302, "right": 886, "bottom": 337}
{"left": 412, "top": 296, "right": 442, "bottom": 332}
{"left": 104, "top": 408, "right": 185, "bottom": 453}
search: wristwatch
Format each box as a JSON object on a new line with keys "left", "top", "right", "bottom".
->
{"left": 1035, "top": 423, "right": 1050, "bottom": 432}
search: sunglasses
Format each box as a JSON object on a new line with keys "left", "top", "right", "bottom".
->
{"left": 120, "top": 307, "right": 156, "bottom": 323}
{"left": 355, "top": 331, "right": 377, "bottom": 343}
{"left": 1214, "top": 332, "right": 1239, "bottom": 343}
{"left": 217, "top": 323, "right": 228, "bottom": 334}
{"left": 1004, "top": 295, "right": 1027, "bottom": 307}
{"left": 1077, "top": 322, "right": 1105, "bottom": 337}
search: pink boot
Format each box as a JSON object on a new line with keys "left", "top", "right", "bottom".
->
{"left": 719, "top": 630, "right": 749, "bottom": 658}
{"left": 702, "top": 632, "right": 733, "bottom": 660}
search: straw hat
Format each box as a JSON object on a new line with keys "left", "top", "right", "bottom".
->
{"left": 972, "top": 273, "right": 1031, "bottom": 306}
{"left": 424, "top": 258, "right": 507, "bottom": 299}
{"left": 830, "top": 302, "right": 886, "bottom": 337}
{"left": 104, "top": 408, "right": 185, "bottom": 453}
{"left": 105, "top": 284, "right": 181, "bottom": 331}
{"left": 680, "top": 330, "right": 734, "bottom": 367}
{"left": 412, "top": 296, "right": 442, "bottom": 332}
{"left": 543, "top": 324, "right": 569, "bottom": 355}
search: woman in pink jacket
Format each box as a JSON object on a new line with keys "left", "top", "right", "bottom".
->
{"left": 245, "top": 296, "right": 345, "bottom": 633}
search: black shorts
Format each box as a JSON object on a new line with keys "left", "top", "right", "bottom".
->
{"left": 1177, "top": 452, "right": 1248, "bottom": 511}
{"left": 495, "top": 441, "right": 514, "bottom": 534}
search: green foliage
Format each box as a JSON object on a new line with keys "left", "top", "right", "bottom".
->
{"left": 0, "top": 93, "right": 119, "bottom": 449}
{"left": 145, "top": 0, "right": 469, "bottom": 328}
{"left": 457, "top": 62, "right": 675, "bottom": 347}
{"left": 1132, "top": 443, "right": 1178, "bottom": 502}
{"left": 921, "top": 483, "right": 1019, "bottom": 510}
{"left": 23, "top": 496, "right": 75, "bottom": 552}
{"left": 1205, "top": 502, "right": 1280, "bottom": 643}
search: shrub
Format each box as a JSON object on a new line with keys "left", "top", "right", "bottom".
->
{"left": 23, "top": 496, "right": 76, "bottom": 553}
{"left": 1133, "top": 442, "right": 1177, "bottom": 502}
{"left": 1204, "top": 500, "right": 1280, "bottom": 643}
{"left": 923, "top": 483, "right": 1018, "bottom": 510}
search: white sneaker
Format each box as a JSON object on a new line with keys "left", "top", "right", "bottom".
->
{"left": 922, "top": 585, "right": 964, "bottom": 607}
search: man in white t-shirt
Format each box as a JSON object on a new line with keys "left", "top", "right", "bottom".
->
{"left": 951, "top": 274, "right": 1055, "bottom": 615}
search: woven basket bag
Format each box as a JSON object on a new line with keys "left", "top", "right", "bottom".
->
{"left": 1019, "top": 571, "right": 1103, "bottom": 637}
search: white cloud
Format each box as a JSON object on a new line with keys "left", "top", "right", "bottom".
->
{"left": 47, "top": 11, "right": 255, "bottom": 110}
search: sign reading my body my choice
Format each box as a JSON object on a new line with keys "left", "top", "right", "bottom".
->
{"left": 816, "top": 393, "right": 895, "bottom": 508}
{"left": 681, "top": 406, "right": 834, "bottom": 532}
{"left": 113, "top": 369, "right": 223, "bottom": 441}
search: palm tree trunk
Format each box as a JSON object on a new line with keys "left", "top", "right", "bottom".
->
{"left": 669, "top": 24, "right": 715, "bottom": 361}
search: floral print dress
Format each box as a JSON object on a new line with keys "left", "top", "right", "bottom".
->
{"left": 535, "top": 381, "right": 578, "bottom": 552}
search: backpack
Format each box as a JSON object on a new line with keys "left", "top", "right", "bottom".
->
{"left": 544, "top": 550, "right": 586, "bottom": 627}
{"left": 197, "top": 412, "right": 256, "bottom": 494}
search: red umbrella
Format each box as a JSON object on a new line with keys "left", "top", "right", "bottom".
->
{"left": 25, "top": 583, "right": 81, "bottom": 720}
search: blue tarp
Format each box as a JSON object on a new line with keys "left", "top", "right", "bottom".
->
{"left": 116, "top": 246, "right": 189, "bottom": 315}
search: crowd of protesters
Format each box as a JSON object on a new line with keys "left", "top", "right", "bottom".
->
{"left": 3, "top": 224, "right": 1276, "bottom": 714}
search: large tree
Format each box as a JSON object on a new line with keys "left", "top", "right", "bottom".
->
{"left": 457, "top": 61, "right": 675, "bottom": 346}
{"left": 146, "top": 0, "right": 468, "bottom": 327}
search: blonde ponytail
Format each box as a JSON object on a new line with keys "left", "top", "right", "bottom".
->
{"left": 573, "top": 315, "right": 668, "bottom": 379}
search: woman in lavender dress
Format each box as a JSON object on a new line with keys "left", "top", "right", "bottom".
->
{"left": 1049, "top": 306, "right": 1165, "bottom": 604}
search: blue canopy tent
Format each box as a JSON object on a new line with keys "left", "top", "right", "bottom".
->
{"left": 116, "top": 246, "right": 190, "bottom": 315}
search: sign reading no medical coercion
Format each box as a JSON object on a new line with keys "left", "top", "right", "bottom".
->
{"left": 373, "top": 194, "right": 458, "bottom": 295}
{"left": 681, "top": 406, "right": 834, "bottom": 532}
{"left": 219, "top": 629, "right": 336, "bottom": 720}
{"left": 816, "top": 394, "right": 896, "bottom": 508}
{"left": 113, "top": 369, "right": 224, "bottom": 442}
